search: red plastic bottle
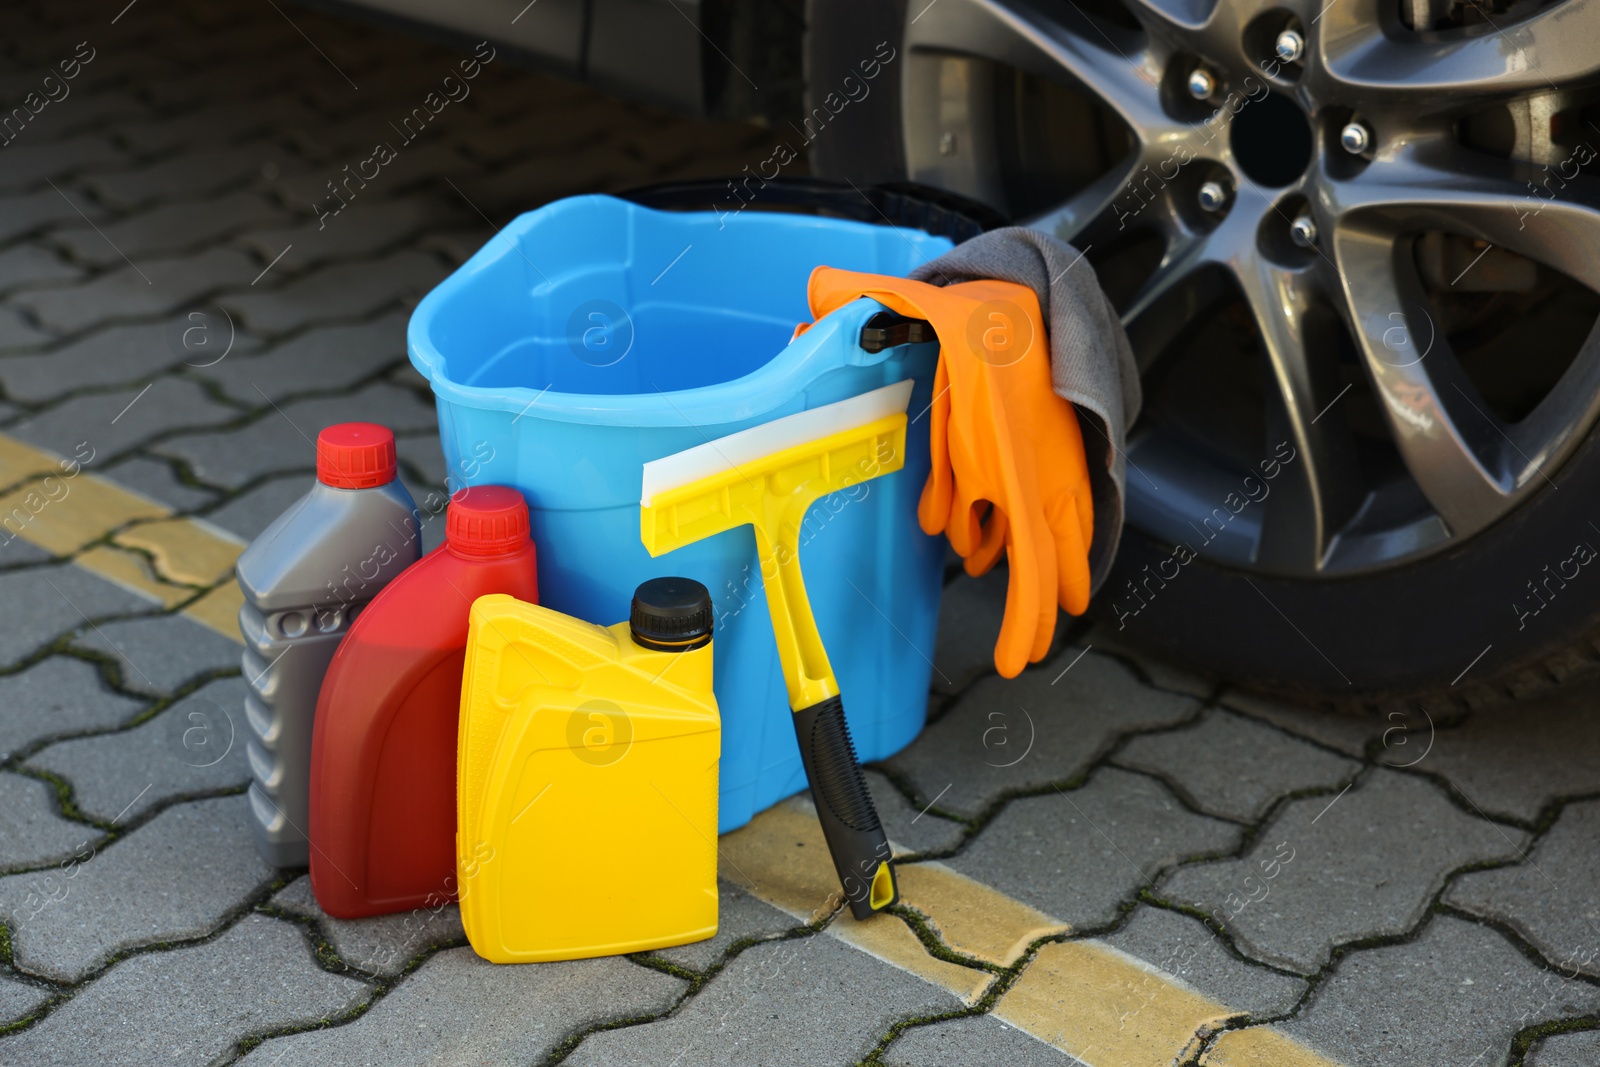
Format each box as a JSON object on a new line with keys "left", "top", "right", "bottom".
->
{"left": 308, "top": 485, "right": 538, "bottom": 918}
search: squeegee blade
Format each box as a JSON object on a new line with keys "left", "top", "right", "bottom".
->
{"left": 640, "top": 380, "right": 913, "bottom": 506}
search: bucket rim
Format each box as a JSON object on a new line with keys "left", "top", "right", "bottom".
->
{"left": 406, "top": 196, "right": 949, "bottom": 428}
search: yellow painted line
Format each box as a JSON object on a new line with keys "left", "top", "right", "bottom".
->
{"left": 183, "top": 581, "right": 246, "bottom": 638}
{"left": 896, "top": 860, "right": 1067, "bottom": 967}
{"left": 115, "top": 516, "right": 243, "bottom": 586}
{"left": 0, "top": 434, "right": 68, "bottom": 486}
{"left": 1201, "top": 1026, "right": 1343, "bottom": 1067}
{"left": 0, "top": 429, "right": 1340, "bottom": 1066}
{"left": 0, "top": 473, "right": 167, "bottom": 555}
{"left": 994, "top": 939, "right": 1221, "bottom": 1066}
{"left": 0, "top": 433, "right": 245, "bottom": 639}
{"left": 721, "top": 798, "right": 1344, "bottom": 1067}
{"left": 73, "top": 545, "right": 193, "bottom": 609}
{"left": 718, "top": 798, "right": 991, "bottom": 1001}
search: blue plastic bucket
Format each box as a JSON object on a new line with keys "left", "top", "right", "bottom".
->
{"left": 408, "top": 194, "right": 950, "bottom": 832}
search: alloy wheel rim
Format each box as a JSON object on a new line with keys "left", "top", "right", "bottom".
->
{"left": 902, "top": 0, "right": 1600, "bottom": 576}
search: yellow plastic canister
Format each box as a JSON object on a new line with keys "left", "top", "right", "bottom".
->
{"left": 457, "top": 589, "right": 720, "bottom": 963}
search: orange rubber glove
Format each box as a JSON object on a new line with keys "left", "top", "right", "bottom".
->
{"left": 807, "top": 267, "right": 1093, "bottom": 679}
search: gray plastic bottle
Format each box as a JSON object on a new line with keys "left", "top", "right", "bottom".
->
{"left": 236, "top": 423, "right": 421, "bottom": 868}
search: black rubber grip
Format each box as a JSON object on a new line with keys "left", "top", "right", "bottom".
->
{"left": 793, "top": 695, "right": 898, "bottom": 919}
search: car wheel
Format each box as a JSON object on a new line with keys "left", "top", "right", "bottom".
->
{"left": 805, "top": 0, "right": 1600, "bottom": 706}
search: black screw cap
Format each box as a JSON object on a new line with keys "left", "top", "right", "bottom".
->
{"left": 630, "top": 577, "right": 713, "bottom": 652}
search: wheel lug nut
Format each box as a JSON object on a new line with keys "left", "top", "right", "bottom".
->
{"left": 1187, "top": 67, "right": 1217, "bottom": 100}
{"left": 1198, "top": 180, "right": 1230, "bottom": 213}
{"left": 1289, "top": 214, "right": 1318, "bottom": 248}
{"left": 1340, "top": 121, "right": 1372, "bottom": 155}
{"left": 1274, "top": 29, "right": 1305, "bottom": 63}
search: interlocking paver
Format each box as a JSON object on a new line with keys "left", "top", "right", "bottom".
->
{"left": 0, "top": 975, "right": 51, "bottom": 1027}
{"left": 394, "top": 431, "right": 449, "bottom": 489}
{"left": 70, "top": 614, "right": 241, "bottom": 695}
{"left": 218, "top": 250, "right": 445, "bottom": 334}
{"left": 1445, "top": 799, "right": 1600, "bottom": 980}
{"left": 129, "top": 64, "right": 304, "bottom": 119}
{"left": 10, "top": 248, "right": 259, "bottom": 333}
{"left": 0, "top": 537, "right": 54, "bottom": 566}
{"left": 888, "top": 650, "right": 1199, "bottom": 818}
{"left": 0, "top": 656, "right": 145, "bottom": 760}
{"left": 453, "top": 100, "right": 635, "bottom": 164}
{"left": 154, "top": 381, "right": 437, "bottom": 488}
{"left": 112, "top": 97, "right": 315, "bottom": 154}
{"left": 455, "top": 144, "right": 642, "bottom": 210}
{"left": 242, "top": 946, "right": 684, "bottom": 1066}
{"left": 18, "top": 93, "right": 150, "bottom": 141}
{"left": 0, "top": 564, "right": 152, "bottom": 664}
{"left": 932, "top": 567, "right": 1009, "bottom": 695}
{"left": 271, "top": 875, "right": 466, "bottom": 979}
{"left": 0, "top": 794, "right": 273, "bottom": 982}
{"left": 27, "top": 676, "right": 248, "bottom": 823}
{"left": 0, "top": 913, "right": 369, "bottom": 1066}
{"left": 0, "top": 305, "right": 51, "bottom": 350}
{"left": 653, "top": 879, "right": 802, "bottom": 972}
{"left": 0, "top": 244, "right": 82, "bottom": 293}
{"left": 11, "top": 377, "right": 240, "bottom": 463}
{"left": 419, "top": 227, "right": 492, "bottom": 266}
{"left": 0, "top": 187, "right": 107, "bottom": 246}
{"left": 1209, "top": 916, "right": 1600, "bottom": 1067}
{"left": 50, "top": 191, "right": 292, "bottom": 268}
{"left": 0, "top": 323, "right": 215, "bottom": 403}
{"left": 1114, "top": 709, "right": 1359, "bottom": 822}
{"left": 1219, "top": 689, "right": 1383, "bottom": 757}
{"left": 81, "top": 142, "right": 292, "bottom": 209}
{"left": 564, "top": 933, "right": 961, "bottom": 1067}
{"left": 291, "top": 143, "right": 478, "bottom": 202}
{"left": 1161, "top": 769, "right": 1527, "bottom": 973}
{"left": 624, "top": 117, "right": 775, "bottom": 168}
{"left": 48, "top": 49, "right": 176, "bottom": 97}
{"left": 0, "top": 136, "right": 129, "bottom": 193}
{"left": 201, "top": 474, "right": 311, "bottom": 541}
{"left": 1082, "top": 624, "right": 1214, "bottom": 698}
{"left": 234, "top": 198, "right": 467, "bottom": 272}
{"left": 1529, "top": 1029, "right": 1600, "bottom": 1066}
{"left": 1104, "top": 906, "right": 1306, "bottom": 1017}
{"left": 885, "top": 1015, "right": 1085, "bottom": 1066}
{"left": 0, "top": 771, "right": 96, "bottom": 871}
{"left": 199, "top": 310, "right": 407, "bottom": 403}
{"left": 869, "top": 768, "right": 968, "bottom": 856}
{"left": 950, "top": 766, "right": 1239, "bottom": 930}
{"left": 1419, "top": 690, "right": 1600, "bottom": 822}
{"left": 101, "top": 455, "right": 219, "bottom": 512}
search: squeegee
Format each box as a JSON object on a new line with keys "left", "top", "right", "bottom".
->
{"left": 640, "top": 381, "right": 914, "bottom": 919}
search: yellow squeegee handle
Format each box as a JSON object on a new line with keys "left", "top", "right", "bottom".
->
{"left": 755, "top": 507, "right": 900, "bottom": 920}
{"left": 752, "top": 505, "right": 839, "bottom": 710}
{"left": 640, "top": 411, "right": 908, "bottom": 919}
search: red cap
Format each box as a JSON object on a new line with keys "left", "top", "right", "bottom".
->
{"left": 447, "top": 485, "right": 530, "bottom": 557}
{"left": 317, "top": 423, "right": 397, "bottom": 489}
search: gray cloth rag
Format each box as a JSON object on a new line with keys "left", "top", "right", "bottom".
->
{"left": 910, "top": 227, "right": 1141, "bottom": 593}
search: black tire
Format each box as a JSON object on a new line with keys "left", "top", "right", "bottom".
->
{"left": 803, "top": 1, "right": 1600, "bottom": 708}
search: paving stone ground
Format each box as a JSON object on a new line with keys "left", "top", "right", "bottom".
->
{"left": 1, "top": 1, "right": 1598, "bottom": 1065}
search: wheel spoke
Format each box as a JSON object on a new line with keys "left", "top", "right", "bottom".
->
{"left": 1118, "top": 0, "right": 1219, "bottom": 38}
{"left": 1320, "top": 0, "right": 1600, "bottom": 102}
{"left": 905, "top": 0, "right": 1176, "bottom": 144}
{"left": 1119, "top": 228, "right": 1224, "bottom": 370}
{"left": 1022, "top": 144, "right": 1189, "bottom": 247}
{"left": 1331, "top": 223, "right": 1536, "bottom": 535}
{"left": 1231, "top": 257, "right": 1365, "bottom": 571}
{"left": 1331, "top": 140, "right": 1600, "bottom": 293}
